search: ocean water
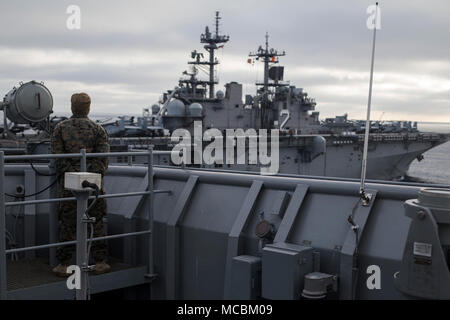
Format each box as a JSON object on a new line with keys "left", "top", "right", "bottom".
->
{"left": 407, "top": 122, "right": 450, "bottom": 185}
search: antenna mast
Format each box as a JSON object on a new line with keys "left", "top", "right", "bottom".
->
{"left": 200, "top": 11, "right": 229, "bottom": 99}
{"left": 360, "top": 2, "right": 379, "bottom": 205}
{"left": 249, "top": 33, "right": 286, "bottom": 128}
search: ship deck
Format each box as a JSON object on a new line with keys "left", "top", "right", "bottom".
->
{"left": 5, "top": 258, "right": 149, "bottom": 299}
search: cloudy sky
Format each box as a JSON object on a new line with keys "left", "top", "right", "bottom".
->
{"left": 1, "top": 0, "right": 449, "bottom": 122}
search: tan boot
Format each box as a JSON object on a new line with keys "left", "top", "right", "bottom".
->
{"left": 52, "top": 264, "right": 69, "bottom": 277}
{"left": 94, "top": 261, "right": 111, "bottom": 275}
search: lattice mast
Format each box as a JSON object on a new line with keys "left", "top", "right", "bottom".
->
{"left": 200, "top": 11, "right": 229, "bottom": 99}
{"left": 249, "top": 33, "right": 286, "bottom": 128}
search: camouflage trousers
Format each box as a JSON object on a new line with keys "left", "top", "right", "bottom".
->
{"left": 56, "top": 189, "right": 108, "bottom": 264}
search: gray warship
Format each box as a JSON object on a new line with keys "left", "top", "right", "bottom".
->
{"left": 0, "top": 10, "right": 450, "bottom": 302}
{"left": 0, "top": 12, "right": 448, "bottom": 181}
{"left": 98, "top": 12, "right": 446, "bottom": 181}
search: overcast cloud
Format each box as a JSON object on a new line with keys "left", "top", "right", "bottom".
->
{"left": 1, "top": 0, "right": 449, "bottom": 121}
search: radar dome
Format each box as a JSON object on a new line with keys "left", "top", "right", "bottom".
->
{"left": 151, "top": 104, "right": 160, "bottom": 115}
{"left": 166, "top": 99, "right": 185, "bottom": 116}
{"left": 216, "top": 90, "right": 225, "bottom": 100}
{"left": 189, "top": 103, "right": 203, "bottom": 117}
{"left": 2, "top": 81, "right": 53, "bottom": 124}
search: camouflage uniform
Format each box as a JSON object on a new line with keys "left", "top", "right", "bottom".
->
{"left": 51, "top": 106, "right": 110, "bottom": 264}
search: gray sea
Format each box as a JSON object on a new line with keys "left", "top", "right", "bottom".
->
{"left": 407, "top": 122, "right": 450, "bottom": 185}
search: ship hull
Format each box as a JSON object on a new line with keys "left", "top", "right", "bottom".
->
{"left": 298, "top": 139, "right": 442, "bottom": 180}
{"left": 112, "top": 134, "right": 447, "bottom": 181}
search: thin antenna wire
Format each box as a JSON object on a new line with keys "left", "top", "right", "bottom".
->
{"left": 360, "top": 2, "right": 378, "bottom": 204}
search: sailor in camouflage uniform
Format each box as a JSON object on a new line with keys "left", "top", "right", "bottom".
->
{"left": 51, "top": 93, "right": 111, "bottom": 276}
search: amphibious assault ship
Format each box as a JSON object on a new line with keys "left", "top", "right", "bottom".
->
{"left": 98, "top": 12, "right": 447, "bottom": 180}
{"left": 0, "top": 12, "right": 447, "bottom": 181}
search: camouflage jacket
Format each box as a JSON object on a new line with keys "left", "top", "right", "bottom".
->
{"left": 51, "top": 115, "right": 110, "bottom": 176}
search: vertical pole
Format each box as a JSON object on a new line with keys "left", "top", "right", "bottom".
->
{"left": 2, "top": 107, "right": 8, "bottom": 138}
{"left": 75, "top": 191, "right": 89, "bottom": 300}
{"left": 128, "top": 145, "right": 132, "bottom": 166}
{"left": 147, "top": 146, "right": 155, "bottom": 299}
{"left": 215, "top": 11, "right": 219, "bottom": 37}
{"left": 0, "top": 152, "right": 7, "bottom": 299}
{"left": 209, "top": 47, "right": 215, "bottom": 99}
{"left": 24, "top": 170, "right": 36, "bottom": 259}
{"left": 360, "top": 3, "right": 378, "bottom": 202}
{"left": 77, "top": 149, "right": 88, "bottom": 299}
{"left": 147, "top": 146, "right": 154, "bottom": 275}
{"left": 262, "top": 32, "right": 270, "bottom": 129}
{"left": 48, "top": 159, "right": 57, "bottom": 266}
{"left": 263, "top": 33, "right": 269, "bottom": 95}
{"left": 80, "top": 149, "right": 87, "bottom": 172}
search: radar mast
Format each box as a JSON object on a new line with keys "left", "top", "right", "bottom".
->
{"left": 199, "top": 11, "right": 229, "bottom": 99}
{"left": 249, "top": 33, "right": 286, "bottom": 128}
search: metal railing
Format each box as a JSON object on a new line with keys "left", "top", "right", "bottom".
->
{"left": 0, "top": 147, "right": 174, "bottom": 300}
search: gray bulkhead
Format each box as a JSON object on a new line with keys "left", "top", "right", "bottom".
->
{"left": 4, "top": 164, "right": 448, "bottom": 299}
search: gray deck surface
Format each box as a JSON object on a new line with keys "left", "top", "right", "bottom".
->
{"left": 6, "top": 258, "right": 132, "bottom": 291}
